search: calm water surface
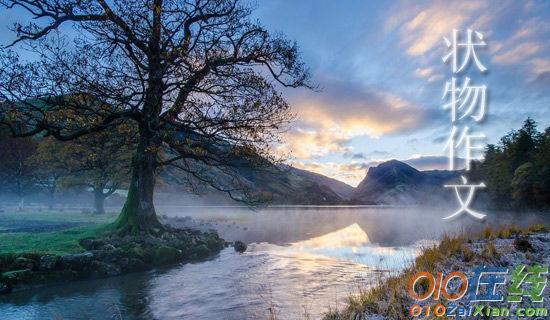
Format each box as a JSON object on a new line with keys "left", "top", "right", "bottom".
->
{"left": 0, "top": 206, "right": 535, "bottom": 320}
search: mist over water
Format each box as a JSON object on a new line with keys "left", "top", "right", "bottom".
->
{"left": 158, "top": 205, "right": 546, "bottom": 245}
{"left": 1, "top": 206, "right": 547, "bottom": 320}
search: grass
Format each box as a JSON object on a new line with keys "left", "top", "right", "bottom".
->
{"left": 0, "top": 209, "right": 119, "bottom": 256}
{"left": 0, "top": 209, "right": 117, "bottom": 224}
{"left": 323, "top": 223, "right": 548, "bottom": 320}
{"left": 0, "top": 223, "right": 114, "bottom": 255}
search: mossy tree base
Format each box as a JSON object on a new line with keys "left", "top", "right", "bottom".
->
{"left": 115, "top": 205, "right": 164, "bottom": 235}
{"left": 115, "top": 133, "right": 164, "bottom": 235}
{"left": 114, "top": 184, "right": 163, "bottom": 234}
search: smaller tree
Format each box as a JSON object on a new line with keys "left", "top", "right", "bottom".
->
{"left": 63, "top": 125, "right": 135, "bottom": 214}
{"left": 30, "top": 126, "right": 134, "bottom": 214}
{"left": 0, "top": 134, "right": 38, "bottom": 210}
{"left": 27, "top": 137, "right": 71, "bottom": 208}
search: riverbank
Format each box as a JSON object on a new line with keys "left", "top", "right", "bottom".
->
{"left": 324, "top": 224, "right": 549, "bottom": 320}
{"left": 0, "top": 210, "right": 225, "bottom": 295}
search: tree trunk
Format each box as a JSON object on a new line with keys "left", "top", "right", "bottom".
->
{"left": 116, "top": 41, "right": 164, "bottom": 234}
{"left": 93, "top": 187, "right": 106, "bottom": 214}
{"left": 115, "top": 129, "right": 162, "bottom": 233}
{"left": 48, "top": 186, "right": 56, "bottom": 210}
{"left": 18, "top": 197, "right": 24, "bottom": 212}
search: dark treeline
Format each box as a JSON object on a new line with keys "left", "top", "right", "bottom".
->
{"left": 0, "top": 127, "right": 133, "bottom": 213}
{"left": 470, "top": 118, "right": 550, "bottom": 209}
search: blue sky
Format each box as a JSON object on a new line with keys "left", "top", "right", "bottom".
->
{"left": 253, "top": 0, "right": 550, "bottom": 185}
{"left": 1, "top": 0, "right": 549, "bottom": 186}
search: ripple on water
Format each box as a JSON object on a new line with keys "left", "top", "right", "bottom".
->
{"left": 0, "top": 223, "right": 420, "bottom": 320}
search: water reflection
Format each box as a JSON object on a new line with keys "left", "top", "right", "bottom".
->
{"left": 4, "top": 206, "right": 525, "bottom": 320}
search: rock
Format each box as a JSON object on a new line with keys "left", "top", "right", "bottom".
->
{"left": 39, "top": 255, "right": 59, "bottom": 271}
{"left": 102, "top": 244, "right": 116, "bottom": 251}
{"left": 79, "top": 238, "right": 105, "bottom": 250}
{"left": 192, "top": 244, "right": 210, "bottom": 258}
{"left": 0, "top": 282, "right": 11, "bottom": 295}
{"left": 13, "top": 257, "right": 35, "bottom": 270}
{"left": 234, "top": 241, "right": 247, "bottom": 253}
{"left": 90, "top": 261, "right": 121, "bottom": 278}
{"left": 155, "top": 246, "right": 183, "bottom": 265}
{"left": 144, "top": 234, "right": 162, "bottom": 246}
{"left": 79, "top": 238, "right": 95, "bottom": 250}
{"left": 514, "top": 237, "right": 534, "bottom": 252}
{"left": 59, "top": 252, "right": 94, "bottom": 271}
{"left": 1, "top": 269, "right": 33, "bottom": 285}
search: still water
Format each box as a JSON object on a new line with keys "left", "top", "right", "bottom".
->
{"left": 0, "top": 206, "right": 522, "bottom": 320}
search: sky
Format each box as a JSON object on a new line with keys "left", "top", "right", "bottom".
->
{"left": 1, "top": 0, "right": 549, "bottom": 187}
{"left": 252, "top": 0, "right": 550, "bottom": 186}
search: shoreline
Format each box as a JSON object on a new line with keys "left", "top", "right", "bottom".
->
{"left": 0, "top": 224, "right": 225, "bottom": 296}
{"left": 323, "top": 224, "right": 549, "bottom": 320}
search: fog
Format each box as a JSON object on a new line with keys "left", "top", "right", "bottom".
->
{"left": 2, "top": 188, "right": 548, "bottom": 247}
{"left": 157, "top": 204, "right": 549, "bottom": 246}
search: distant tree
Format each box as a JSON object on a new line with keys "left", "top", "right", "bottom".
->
{"left": 0, "top": 134, "right": 38, "bottom": 210}
{"left": 508, "top": 118, "right": 538, "bottom": 169}
{"left": 27, "top": 137, "right": 71, "bottom": 209}
{"left": 0, "top": 0, "right": 309, "bottom": 233}
{"left": 63, "top": 126, "right": 135, "bottom": 214}
{"left": 29, "top": 127, "right": 134, "bottom": 214}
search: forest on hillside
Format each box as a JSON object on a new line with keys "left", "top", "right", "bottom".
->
{"left": 470, "top": 118, "right": 550, "bottom": 209}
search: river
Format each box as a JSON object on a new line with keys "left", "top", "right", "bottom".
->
{"left": 0, "top": 206, "right": 535, "bottom": 320}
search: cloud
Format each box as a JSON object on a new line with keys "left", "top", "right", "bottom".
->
{"left": 343, "top": 151, "right": 367, "bottom": 159}
{"left": 492, "top": 17, "right": 550, "bottom": 78}
{"left": 278, "top": 78, "right": 429, "bottom": 159}
{"left": 388, "top": 1, "right": 491, "bottom": 57}
{"left": 415, "top": 67, "right": 433, "bottom": 78}
{"left": 493, "top": 42, "right": 542, "bottom": 64}
{"left": 531, "top": 58, "right": 550, "bottom": 81}
{"left": 277, "top": 128, "right": 351, "bottom": 159}
{"left": 532, "top": 58, "right": 550, "bottom": 73}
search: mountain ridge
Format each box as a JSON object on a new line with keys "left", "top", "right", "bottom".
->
{"left": 350, "top": 159, "right": 461, "bottom": 205}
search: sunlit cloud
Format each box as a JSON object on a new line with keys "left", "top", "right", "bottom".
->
{"left": 278, "top": 79, "right": 428, "bottom": 160}
{"left": 388, "top": 1, "right": 491, "bottom": 57}
{"left": 492, "top": 17, "right": 550, "bottom": 78}
{"left": 494, "top": 42, "right": 542, "bottom": 64}
{"left": 277, "top": 128, "right": 351, "bottom": 159}
{"left": 532, "top": 58, "right": 550, "bottom": 77}
{"left": 415, "top": 67, "right": 433, "bottom": 78}
{"left": 415, "top": 67, "right": 443, "bottom": 83}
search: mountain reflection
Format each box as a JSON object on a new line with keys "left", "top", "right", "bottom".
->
{"left": 290, "top": 223, "right": 370, "bottom": 249}
{"left": 248, "top": 223, "right": 418, "bottom": 271}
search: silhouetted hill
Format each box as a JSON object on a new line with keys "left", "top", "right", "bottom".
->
{"left": 160, "top": 162, "right": 345, "bottom": 205}
{"left": 287, "top": 166, "right": 355, "bottom": 199}
{"left": 351, "top": 160, "right": 460, "bottom": 205}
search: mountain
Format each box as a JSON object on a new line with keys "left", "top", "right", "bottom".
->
{"left": 287, "top": 166, "right": 355, "bottom": 199}
{"left": 350, "top": 160, "right": 461, "bottom": 205}
{"left": 159, "top": 162, "right": 345, "bottom": 205}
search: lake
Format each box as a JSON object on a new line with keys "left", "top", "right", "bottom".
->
{"left": 0, "top": 206, "right": 537, "bottom": 320}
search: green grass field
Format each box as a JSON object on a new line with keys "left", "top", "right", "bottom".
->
{"left": 0, "top": 210, "right": 118, "bottom": 255}
{"left": 0, "top": 224, "right": 114, "bottom": 255}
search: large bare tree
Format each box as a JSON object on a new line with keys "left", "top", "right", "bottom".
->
{"left": 0, "top": 0, "right": 309, "bottom": 233}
